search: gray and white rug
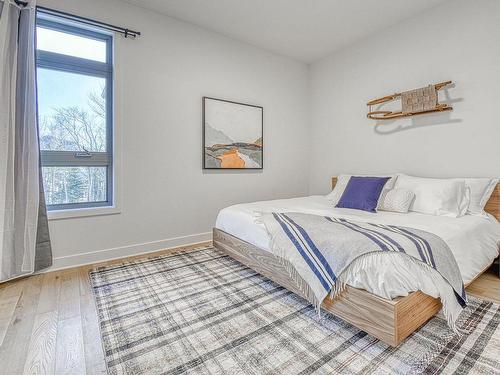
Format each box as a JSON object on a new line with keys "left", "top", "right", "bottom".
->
{"left": 89, "top": 247, "right": 500, "bottom": 375}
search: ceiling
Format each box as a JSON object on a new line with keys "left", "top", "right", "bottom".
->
{"left": 124, "top": 0, "right": 448, "bottom": 63}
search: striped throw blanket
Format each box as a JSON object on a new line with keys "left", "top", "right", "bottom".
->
{"left": 258, "top": 212, "right": 467, "bottom": 329}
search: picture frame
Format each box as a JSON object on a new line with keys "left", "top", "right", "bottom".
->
{"left": 203, "top": 97, "right": 263, "bottom": 170}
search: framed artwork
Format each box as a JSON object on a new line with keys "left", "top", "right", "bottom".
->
{"left": 203, "top": 97, "right": 263, "bottom": 169}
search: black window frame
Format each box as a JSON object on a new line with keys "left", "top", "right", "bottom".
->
{"left": 36, "top": 11, "right": 114, "bottom": 211}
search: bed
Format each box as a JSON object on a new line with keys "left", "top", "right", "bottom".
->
{"left": 213, "top": 177, "right": 500, "bottom": 346}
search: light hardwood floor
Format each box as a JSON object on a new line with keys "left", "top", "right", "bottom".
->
{"left": 0, "top": 242, "right": 498, "bottom": 375}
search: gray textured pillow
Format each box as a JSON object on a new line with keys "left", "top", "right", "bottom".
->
{"left": 378, "top": 189, "right": 415, "bottom": 213}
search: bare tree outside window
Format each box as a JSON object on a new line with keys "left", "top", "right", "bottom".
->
{"left": 39, "top": 87, "right": 108, "bottom": 205}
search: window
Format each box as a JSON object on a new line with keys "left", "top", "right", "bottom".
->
{"left": 36, "top": 12, "right": 113, "bottom": 211}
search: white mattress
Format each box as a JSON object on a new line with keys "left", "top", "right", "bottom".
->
{"left": 215, "top": 195, "right": 500, "bottom": 300}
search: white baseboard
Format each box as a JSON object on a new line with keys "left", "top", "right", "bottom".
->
{"left": 47, "top": 231, "right": 212, "bottom": 272}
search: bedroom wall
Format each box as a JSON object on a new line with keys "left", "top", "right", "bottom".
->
{"left": 39, "top": 0, "right": 310, "bottom": 269}
{"left": 308, "top": 0, "right": 500, "bottom": 195}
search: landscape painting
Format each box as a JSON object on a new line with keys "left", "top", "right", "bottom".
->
{"left": 203, "top": 97, "right": 263, "bottom": 169}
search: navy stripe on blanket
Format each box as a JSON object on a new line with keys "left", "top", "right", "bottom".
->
{"left": 279, "top": 214, "right": 336, "bottom": 286}
{"left": 369, "top": 223, "right": 429, "bottom": 264}
{"left": 281, "top": 214, "right": 337, "bottom": 283}
{"left": 325, "top": 217, "right": 392, "bottom": 252}
{"left": 272, "top": 213, "right": 332, "bottom": 291}
{"left": 372, "top": 223, "right": 466, "bottom": 304}
{"left": 338, "top": 219, "right": 406, "bottom": 253}
{"left": 391, "top": 226, "right": 437, "bottom": 269}
{"left": 371, "top": 224, "right": 434, "bottom": 267}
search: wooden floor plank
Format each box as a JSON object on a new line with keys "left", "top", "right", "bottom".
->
{"left": 466, "top": 272, "right": 500, "bottom": 303}
{"left": 53, "top": 268, "right": 86, "bottom": 375}
{"left": 78, "top": 267, "right": 91, "bottom": 298}
{"left": 0, "top": 277, "right": 27, "bottom": 344}
{"left": 58, "top": 270, "right": 81, "bottom": 321}
{"left": 55, "top": 316, "right": 86, "bottom": 375}
{"left": 37, "top": 272, "right": 62, "bottom": 315}
{"left": 0, "top": 293, "right": 21, "bottom": 346}
{"left": 78, "top": 268, "right": 106, "bottom": 374}
{"left": 0, "top": 275, "right": 43, "bottom": 375}
{"left": 22, "top": 311, "right": 58, "bottom": 375}
{"left": 0, "top": 276, "right": 26, "bottom": 297}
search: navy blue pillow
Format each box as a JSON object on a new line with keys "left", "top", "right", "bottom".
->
{"left": 336, "top": 176, "right": 390, "bottom": 212}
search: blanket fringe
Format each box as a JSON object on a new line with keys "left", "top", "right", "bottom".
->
{"left": 258, "top": 212, "right": 325, "bottom": 317}
{"left": 283, "top": 259, "right": 324, "bottom": 316}
{"left": 330, "top": 252, "right": 465, "bottom": 335}
{"left": 256, "top": 211, "right": 465, "bottom": 334}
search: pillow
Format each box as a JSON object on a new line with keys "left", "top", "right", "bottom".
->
{"left": 378, "top": 188, "right": 415, "bottom": 213}
{"left": 336, "top": 176, "right": 390, "bottom": 212}
{"left": 327, "top": 174, "right": 397, "bottom": 206}
{"left": 460, "top": 187, "right": 471, "bottom": 217}
{"left": 463, "top": 178, "right": 498, "bottom": 216}
{"left": 394, "top": 175, "right": 468, "bottom": 217}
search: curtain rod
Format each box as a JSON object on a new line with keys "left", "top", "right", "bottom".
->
{"left": 36, "top": 6, "right": 141, "bottom": 38}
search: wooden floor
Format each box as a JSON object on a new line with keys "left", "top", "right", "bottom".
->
{"left": 0, "top": 242, "right": 498, "bottom": 374}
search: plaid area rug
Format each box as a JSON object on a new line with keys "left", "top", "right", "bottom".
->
{"left": 89, "top": 247, "right": 500, "bottom": 375}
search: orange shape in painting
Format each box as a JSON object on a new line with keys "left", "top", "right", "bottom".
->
{"left": 217, "top": 149, "right": 245, "bottom": 168}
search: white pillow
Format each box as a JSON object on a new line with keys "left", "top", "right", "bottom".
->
{"left": 394, "top": 175, "right": 468, "bottom": 217}
{"left": 460, "top": 187, "right": 471, "bottom": 216}
{"left": 463, "top": 178, "right": 498, "bottom": 216}
{"left": 326, "top": 174, "right": 397, "bottom": 206}
{"left": 378, "top": 189, "right": 415, "bottom": 213}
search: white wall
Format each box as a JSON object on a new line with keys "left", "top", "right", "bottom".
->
{"left": 40, "top": 0, "right": 500, "bottom": 269}
{"left": 309, "top": 0, "right": 500, "bottom": 195}
{"left": 39, "top": 0, "right": 310, "bottom": 269}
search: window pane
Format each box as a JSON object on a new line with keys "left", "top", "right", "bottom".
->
{"left": 42, "top": 167, "right": 107, "bottom": 205}
{"left": 36, "top": 26, "right": 106, "bottom": 62}
{"left": 37, "top": 68, "right": 107, "bottom": 152}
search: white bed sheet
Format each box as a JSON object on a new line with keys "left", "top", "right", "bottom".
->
{"left": 215, "top": 195, "right": 500, "bottom": 300}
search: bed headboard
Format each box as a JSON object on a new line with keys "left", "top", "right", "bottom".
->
{"left": 485, "top": 183, "right": 500, "bottom": 221}
{"left": 331, "top": 177, "right": 500, "bottom": 221}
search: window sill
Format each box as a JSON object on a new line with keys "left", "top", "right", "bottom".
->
{"left": 47, "top": 206, "right": 121, "bottom": 220}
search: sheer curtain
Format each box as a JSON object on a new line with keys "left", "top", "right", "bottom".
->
{"left": 0, "top": 0, "right": 52, "bottom": 282}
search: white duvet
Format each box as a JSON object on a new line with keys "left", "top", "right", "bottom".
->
{"left": 215, "top": 196, "right": 500, "bottom": 311}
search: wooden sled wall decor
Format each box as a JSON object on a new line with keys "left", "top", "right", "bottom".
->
{"left": 367, "top": 81, "right": 453, "bottom": 120}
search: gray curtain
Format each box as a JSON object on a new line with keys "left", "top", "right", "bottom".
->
{"left": 0, "top": 0, "right": 52, "bottom": 282}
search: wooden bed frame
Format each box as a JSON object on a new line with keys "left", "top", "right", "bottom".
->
{"left": 213, "top": 178, "right": 500, "bottom": 347}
